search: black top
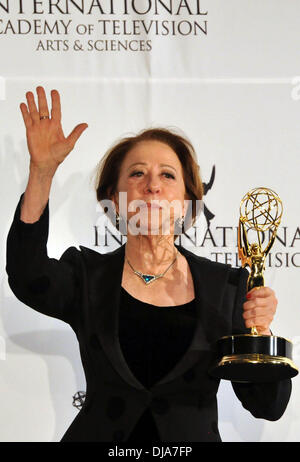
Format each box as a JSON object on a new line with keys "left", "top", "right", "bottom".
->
{"left": 118, "top": 286, "right": 196, "bottom": 442}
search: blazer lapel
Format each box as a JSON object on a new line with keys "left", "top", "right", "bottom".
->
{"left": 81, "top": 243, "right": 145, "bottom": 390}
{"left": 80, "top": 242, "right": 231, "bottom": 392}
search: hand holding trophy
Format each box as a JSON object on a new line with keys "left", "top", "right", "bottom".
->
{"left": 210, "top": 188, "right": 298, "bottom": 382}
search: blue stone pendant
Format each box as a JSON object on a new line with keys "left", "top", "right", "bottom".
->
{"left": 135, "top": 271, "right": 162, "bottom": 285}
{"left": 142, "top": 275, "right": 156, "bottom": 284}
{"left": 125, "top": 254, "right": 178, "bottom": 285}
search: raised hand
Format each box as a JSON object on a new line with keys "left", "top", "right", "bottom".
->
{"left": 20, "top": 86, "right": 88, "bottom": 173}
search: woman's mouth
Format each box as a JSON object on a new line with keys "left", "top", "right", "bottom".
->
{"left": 144, "top": 202, "right": 162, "bottom": 209}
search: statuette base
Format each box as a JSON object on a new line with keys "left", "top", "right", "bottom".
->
{"left": 209, "top": 334, "right": 299, "bottom": 382}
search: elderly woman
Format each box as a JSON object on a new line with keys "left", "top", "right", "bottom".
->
{"left": 6, "top": 86, "right": 291, "bottom": 442}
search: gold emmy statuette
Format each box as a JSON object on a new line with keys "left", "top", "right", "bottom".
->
{"left": 209, "top": 187, "right": 299, "bottom": 382}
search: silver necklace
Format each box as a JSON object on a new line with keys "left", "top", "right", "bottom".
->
{"left": 125, "top": 249, "right": 179, "bottom": 285}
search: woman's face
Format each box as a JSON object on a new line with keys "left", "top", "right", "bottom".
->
{"left": 112, "top": 140, "right": 188, "bottom": 236}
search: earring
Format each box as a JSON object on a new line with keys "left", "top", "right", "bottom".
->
{"left": 116, "top": 212, "right": 127, "bottom": 235}
{"left": 175, "top": 216, "right": 185, "bottom": 228}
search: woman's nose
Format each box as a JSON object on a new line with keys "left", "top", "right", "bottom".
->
{"left": 144, "top": 184, "right": 161, "bottom": 194}
{"left": 144, "top": 176, "right": 161, "bottom": 194}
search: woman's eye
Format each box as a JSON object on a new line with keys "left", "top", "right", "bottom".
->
{"left": 130, "top": 171, "right": 175, "bottom": 179}
{"left": 130, "top": 171, "right": 144, "bottom": 177}
{"left": 163, "top": 172, "right": 175, "bottom": 179}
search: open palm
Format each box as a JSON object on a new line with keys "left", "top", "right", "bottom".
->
{"left": 20, "top": 86, "right": 88, "bottom": 171}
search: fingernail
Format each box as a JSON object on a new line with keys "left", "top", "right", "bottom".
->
{"left": 246, "top": 293, "right": 251, "bottom": 299}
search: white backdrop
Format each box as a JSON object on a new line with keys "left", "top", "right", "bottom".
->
{"left": 0, "top": 0, "right": 299, "bottom": 442}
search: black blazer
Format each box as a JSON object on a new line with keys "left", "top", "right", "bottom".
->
{"left": 6, "top": 192, "right": 292, "bottom": 442}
